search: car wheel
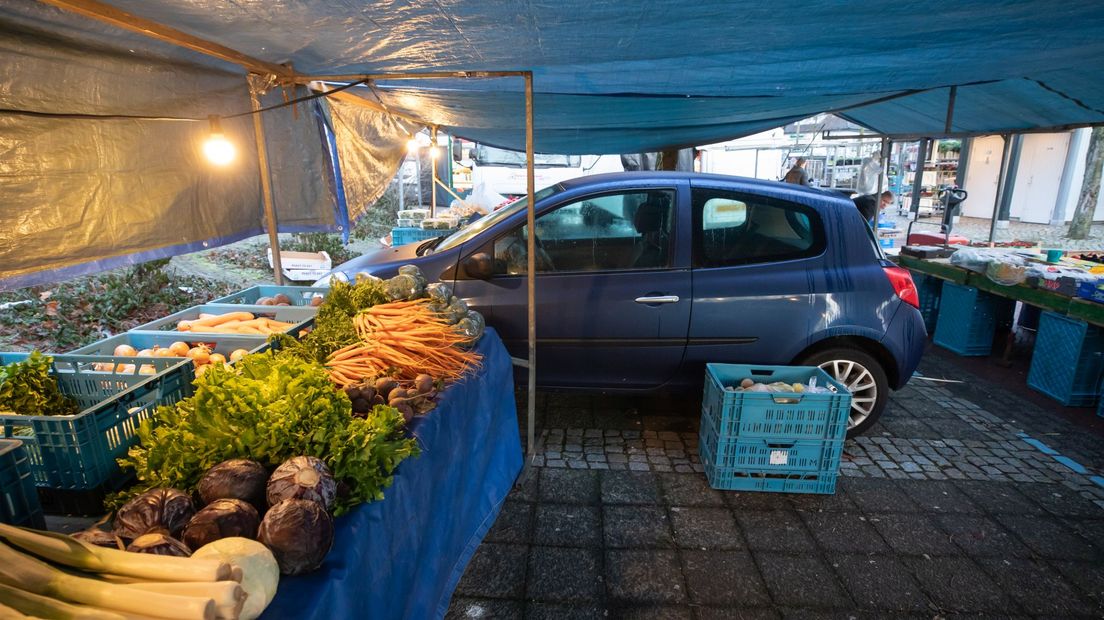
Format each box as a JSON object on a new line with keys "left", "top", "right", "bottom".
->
{"left": 796, "top": 347, "right": 888, "bottom": 438}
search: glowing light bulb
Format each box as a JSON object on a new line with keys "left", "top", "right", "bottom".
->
{"left": 429, "top": 145, "right": 441, "bottom": 159}
{"left": 203, "top": 115, "right": 236, "bottom": 166}
{"left": 407, "top": 138, "right": 420, "bottom": 153}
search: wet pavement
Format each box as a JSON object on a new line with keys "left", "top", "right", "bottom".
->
{"left": 448, "top": 342, "right": 1104, "bottom": 619}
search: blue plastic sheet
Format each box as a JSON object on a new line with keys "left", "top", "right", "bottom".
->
{"left": 262, "top": 328, "right": 522, "bottom": 620}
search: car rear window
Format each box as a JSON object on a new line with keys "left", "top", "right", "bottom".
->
{"left": 692, "top": 188, "right": 825, "bottom": 267}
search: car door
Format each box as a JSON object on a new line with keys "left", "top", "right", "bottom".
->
{"left": 453, "top": 184, "right": 691, "bottom": 388}
{"left": 682, "top": 183, "right": 824, "bottom": 370}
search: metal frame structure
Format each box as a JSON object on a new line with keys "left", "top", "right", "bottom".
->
{"left": 35, "top": 0, "right": 542, "bottom": 465}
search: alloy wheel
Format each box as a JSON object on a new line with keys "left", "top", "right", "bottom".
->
{"left": 817, "top": 359, "right": 878, "bottom": 430}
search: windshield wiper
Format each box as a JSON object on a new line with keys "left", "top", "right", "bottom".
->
{"left": 414, "top": 235, "right": 446, "bottom": 256}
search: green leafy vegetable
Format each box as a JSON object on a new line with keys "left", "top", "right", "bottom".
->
{"left": 270, "top": 277, "right": 388, "bottom": 364}
{"left": 0, "top": 351, "right": 78, "bottom": 416}
{"left": 116, "top": 350, "right": 417, "bottom": 515}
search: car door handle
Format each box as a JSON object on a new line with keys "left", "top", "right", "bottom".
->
{"left": 635, "top": 295, "right": 680, "bottom": 305}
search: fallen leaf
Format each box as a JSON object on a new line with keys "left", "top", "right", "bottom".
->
{"left": 39, "top": 290, "right": 52, "bottom": 301}
{"left": 44, "top": 300, "right": 59, "bottom": 316}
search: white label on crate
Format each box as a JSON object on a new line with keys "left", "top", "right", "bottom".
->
{"left": 769, "top": 450, "right": 789, "bottom": 466}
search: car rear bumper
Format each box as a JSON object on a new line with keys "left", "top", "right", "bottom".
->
{"left": 881, "top": 302, "right": 927, "bottom": 390}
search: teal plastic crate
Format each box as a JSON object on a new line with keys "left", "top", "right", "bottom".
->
{"left": 1027, "top": 312, "right": 1104, "bottom": 407}
{"left": 700, "top": 412, "right": 844, "bottom": 495}
{"left": 72, "top": 332, "right": 269, "bottom": 359}
{"left": 132, "top": 304, "right": 316, "bottom": 337}
{"left": 211, "top": 285, "right": 328, "bottom": 306}
{"left": 933, "top": 283, "right": 1001, "bottom": 356}
{"left": 701, "top": 364, "right": 851, "bottom": 442}
{"left": 392, "top": 227, "right": 453, "bottom": 246}
{"left": 0, "top": 354, "right": 190, "bottom": 490}
{"left": 699, "top": 364, "right": 850, "bottom": 495}
{"left": 0, "top": 439, "right": 45, "bottom": 528}
{"left": 911, "top": 273, "right": 942, "bottom": 333}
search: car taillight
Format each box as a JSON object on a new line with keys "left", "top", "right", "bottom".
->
{"left": 883, "top": 266, "right": 920, "bottom": 309}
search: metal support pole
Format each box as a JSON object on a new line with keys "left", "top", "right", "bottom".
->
{"left": 994, "top": 134, "right": 1023, "bottom": 230}
{"left": 988, "top": 134, "right": 1014, "bottom": 244}
{"left": 414, "top": 153, "right": 423, "bottom": 208}
{"left": 397, "top": 157, "right": 405, "bottom": 212}
{"left": 249, "top": 82, "right": 284, "bottom": 285}
{"left": 875, "top": 137, "right": 889, "bottom": 225}
{"left": 430, "top": 127, "right": 438, "bottom": 218}
{"left": 908, "top": 138, "right": 929, "bottom": 219}
{"left": 524, "top": 73, "right": 537, "bottom": 463}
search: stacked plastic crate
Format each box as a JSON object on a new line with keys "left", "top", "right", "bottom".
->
{"left": 698, "top": 364, "right": 852, "bottom": 495}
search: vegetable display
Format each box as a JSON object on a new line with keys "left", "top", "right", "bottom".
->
{"left": 117, "top": 353, "right": 417, "bottom": 515}
{"left": 198, "top": 459, "right": 269, "bottom": 512}
{"left": 177, "top": 312, "right": 298, "bottom": 336}
{"left": 113, "top": 488, "right": 196, "bottom": 540}
{"left": 257, "top": 499, "right": 334, "bottom": 576}
{"left": 0, "top": 351, "right": 78, "bottom": 416}
{"left": 0, "top": 522, "right": 259, "bottom": 620}
{"left": 324, "top": 298, "right": 482, "bottom": 387}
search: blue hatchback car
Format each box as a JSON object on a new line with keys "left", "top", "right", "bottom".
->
{"left": 321, "top": 172, "right": 926, "bottom": 436}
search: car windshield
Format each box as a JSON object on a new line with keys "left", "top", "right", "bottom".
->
{"left": 432, "top": 184, "right": 566, "bottom": 252}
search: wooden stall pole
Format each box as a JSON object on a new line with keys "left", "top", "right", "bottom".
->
{"left": 525, "top": 73, "right": 537, "bottom": 462}
{"left": 430, "top": 127, "right": 439, "bottom": 218}
{"left": 987, "top": 134, "right": 1013, "bottom": 245}
{"left": 249, "top": 78, "right": 285, "bottom": 285}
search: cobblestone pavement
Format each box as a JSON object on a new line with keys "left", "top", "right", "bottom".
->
{"left": 449, "top": 344, "right": 1104, "bottom": 618}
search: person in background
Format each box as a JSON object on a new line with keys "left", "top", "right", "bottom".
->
{"left": 853, "top": 190, "right": 895, "bottom": 227}
{"left": 782, "top": 157, "right": 811, "bottom": 186}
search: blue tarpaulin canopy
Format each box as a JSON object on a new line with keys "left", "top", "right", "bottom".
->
{"left": 2, "top": 0, "right": 1103, "bottom": 285}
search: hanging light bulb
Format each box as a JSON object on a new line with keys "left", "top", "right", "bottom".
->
{"left": 429, "top": 144, "right": 441, "bottom": 159}
{"left": 406, "top": 136, "right": 420, "bottom": 153}
{"left": 203, "top": 115, "right": 236, "bottom": 166}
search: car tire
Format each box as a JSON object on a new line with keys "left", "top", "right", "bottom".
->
{"left": 796, "top": 347, "right": 888, "bottom": 438}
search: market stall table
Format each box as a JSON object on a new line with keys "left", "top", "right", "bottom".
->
{"left": 262, "top": 327, "right": 521, "bottom": 620}
{"left": 896, "top": 254, "right": 1104, "bottom": 326}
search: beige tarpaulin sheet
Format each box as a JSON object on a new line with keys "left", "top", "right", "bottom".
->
{"left": 0, "top": 3, "right": 337, "bottom": 289}
{"left": 324, "top": 96, "right": 421, "bottom": 225}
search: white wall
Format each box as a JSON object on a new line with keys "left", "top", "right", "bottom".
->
{"left": 962, "top": 135, "right": 1004, "bottom": 218}
{"left": 1010, "top": 133, "right": 1069, "bottom": 223}
{"left": 963, "top": 131, "right": 1104, "bottom": 223}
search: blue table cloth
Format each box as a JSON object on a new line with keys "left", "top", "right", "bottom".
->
{"left": 263, "top": 328, "right": 522, "bottom": 619}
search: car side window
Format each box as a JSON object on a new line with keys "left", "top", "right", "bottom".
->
{"left": 492, "top": 189, "right": 676, "bottom": 275}
{"left": 692, "top": 188, "right": 822, "bottom": 267}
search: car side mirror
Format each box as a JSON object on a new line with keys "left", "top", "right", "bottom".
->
{"left": 462, "top": 252, "right": 494, "bottom": 279}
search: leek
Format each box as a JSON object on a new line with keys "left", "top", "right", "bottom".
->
{"left": 122, "top": 582, "right": 245, "bottom": 620}
{"left": 0, "top": 542, "right": 214, "bottom": 620}
{"left": 0, "top": 581, "right": 126, "bottom": 619}
{"left": 0, "top": 524, "right": 230, "bottom": 583}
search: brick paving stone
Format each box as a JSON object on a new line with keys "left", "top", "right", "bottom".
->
{"left": 902, "top": 556, "right": 1014, "bottom": 614}
{"left": 933, "top": 514, "right": 1032, "bottom": 559}
{"left": 828, "top": 554, "right": 932, "bottom": 613}
{"left": 1050, "top": 560, "right": 1104, "bottom": 609}
{"left": 609, "top": 462, "right": 628, "bottom": 471}
{"left": 534, "top": 504, "right": 602, "bottom": 547}
{"left": 658, "top": 473, "right": 726, "bottom": 507}
{"left": 842, "top": 478, "right": 918, "bottom": 513}
{"left": 977, "top": 557, "right": 1099, "bottom": 616}
{"left": 682, "top": 550, "right": 770, "bottom": 606}
{"left": 899, "top": 480, "right": 981, "bottom": 514}
{"left": 605, "top": 550, "right": 687, "bottom": 604}
{"left": 526, "top": 546, "right": 603, "bottom": 603}
{"left": 446, "top": 598, "right": 523, "bottom": 619}
{"left": 485, "top": 500, "right": 533, "bottom": 545}
{"left": 547, "top": 460, "right": 567, "bottom": 468}
{"left": 614, "top": 606, "right": 694, "bottom": 620}
{"left": 591, "top": 462, "right": 610, "bottom": 470}
{"left": 669, "top": 506, "right": 742, "bottom": 550}
{"left": 799, "top": 512, "right": 889, "bottom": 554}
{"left": 524, "top": 603, "right": 606, "bottom": 620}
{"left": 629, "top": 462, "right": 650, "bottom": 472}
{"left": 867, "top": 512, "right": 961, "bottom": 556}
{"left": 1017, "top": 483, "right": 1104, "bottom": 519}
{"left": 654, "top": 464, "right": 673, "bottom": 472}
{"left": 454, "top": 543, "right": 528, "bottom": 598}
{"left": 755, "top": 554, "right": 850, "bottom": 609}
{"left": 995, "top": 514, "right": 1103, "bottom": 562}
{"left": 568, "top": 460, "right": 590, "bottom": 469}
{"left": 604, "top": 505, "right": 674, "bottom": 548}
{"left": 737, "top": 511, "right": 817, "bottom": 553}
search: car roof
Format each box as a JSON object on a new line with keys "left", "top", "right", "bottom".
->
{"left": 558, "top": 171, "right": 851, "bottom": 203}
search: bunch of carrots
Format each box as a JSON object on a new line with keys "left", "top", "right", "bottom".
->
{"left": 325, "top": 299, "right": 481, "bottom": 387}
{"left": 177, "top": 311, "right": 298, "bottom": 336}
